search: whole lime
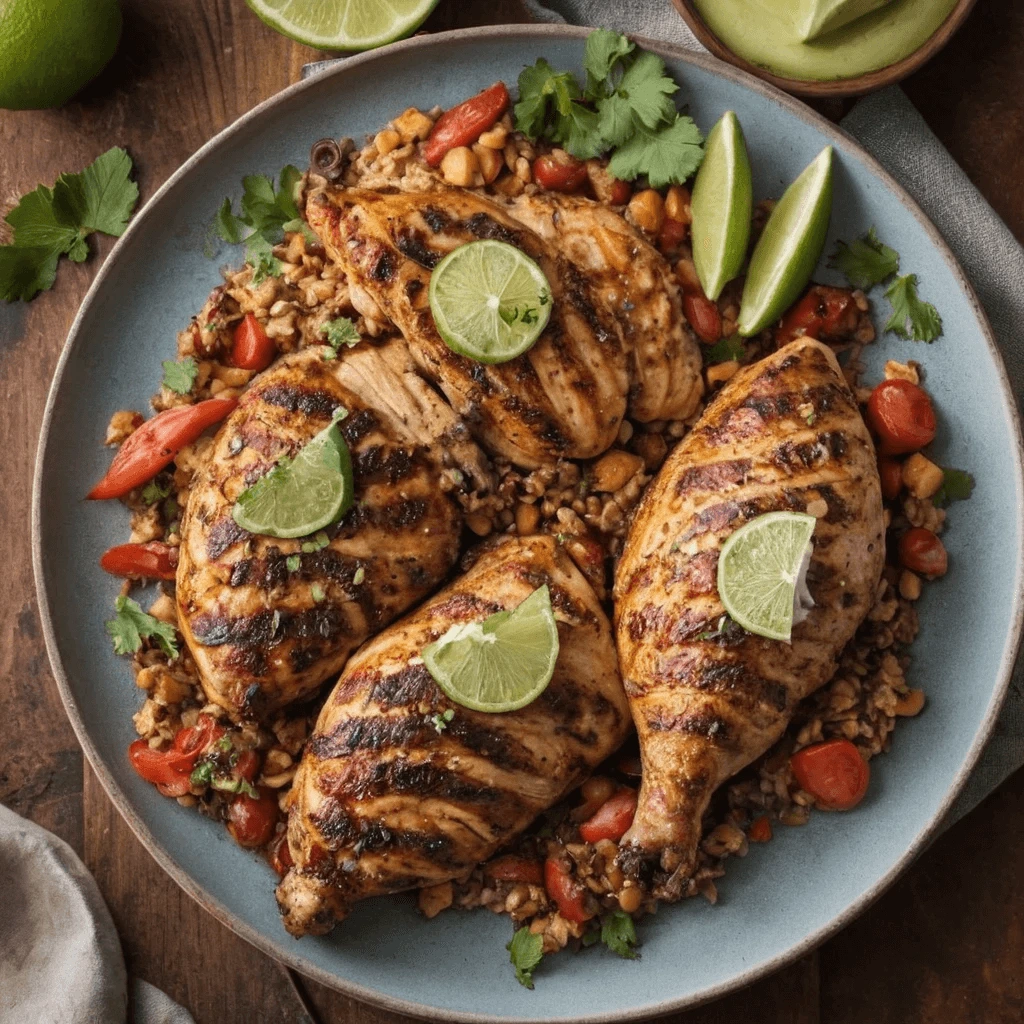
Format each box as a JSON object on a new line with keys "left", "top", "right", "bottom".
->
{"left": 0, "top": 0, "right": 122, "bottom": 110}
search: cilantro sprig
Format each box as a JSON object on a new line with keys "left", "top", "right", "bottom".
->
{"left": 320, "top": 316, "right": 361, "bottom": 353}
{"left": 507, "top": 926, "right": 544, "bottom": 988}
{"left": 884, "top": 274, "right": 942, "bottom": 343}
{"left": 162, "top": 356, "right": 199, "bottom": 395}
{"left": 514, "top": 31, "right": 704, "bottom": 188}
{"left": 1, "top": 147, "right": 139, "bottom": 302}
{"left": 933, "top": 467, "right": 974, "bottom": 507}
{"left": 106, "top": 596, "right": 179, "bottom": 659}
{"left": 828, "top": 227, "right": 898, "bottom": 290}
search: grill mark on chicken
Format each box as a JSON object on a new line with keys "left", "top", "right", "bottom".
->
{"left": 421, "top": 206, "right": 451, "bottom": 233}
{"left": 465, "top": 212, "right": 521, "bottom": 245}
{"left": 261, "top": 383, "right": 343, "bottom": 419}
{"left": 320, "top": 758, "right": 511, "bottom": 806}
{"left": 206, "top": 518, "right": 248, "bottom": 560}
{"left": 646, "top": 709, "right": 732, "bottom": 745}
{"left": 770, "top": 431, "right": 848, "bottom": 471}
{"left": 351, "top": 445, "right": 416, "bottom": 485}
{"left": 345, "top": 497, "right": 429, "bottom": 532}
{"left": 394, "top": 229, "right": 441, "bottom": 269}
{"left": 655, "top": 653, "right": 790, "bottom": 713}
{"left": 675, "top": 459, "right": 752, "bottom": 497}
{"left": 309, "top": 802, "right": 457, "bottom": 863}
{"left": 666, "top": 550, "right": 719, "bottom": 594}
{"left": 370, "top": 249, "right": 397, "bottom": 282}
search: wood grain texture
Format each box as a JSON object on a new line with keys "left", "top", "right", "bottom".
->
{"left": 1, "top": 1, "right": 1022, "bottom": 1022}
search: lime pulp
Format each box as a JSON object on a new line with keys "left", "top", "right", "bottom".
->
{"left": 423, "top": 585, "right": 560, "bottom": 713}
{"left": 428, "top": 240, "right": 553, "bottom": 365}
{"left": 716, "top": 511, "right": 817, "bottom": 643}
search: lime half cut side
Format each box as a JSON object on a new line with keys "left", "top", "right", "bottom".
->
{"left": 717, "top": 511, "right": 817, "bottom": 643}
{"left": 232, "top": 413, "right": 353, "bottom": 539}
{"left": 690, "top": 111, "right": 753, "bottom": 302}
{"left": 246, "top": 0, "right": 440, "bottom": 51}
{"left": 429, "top": 240, "right": 553, "bottom": 365}
{"left": 423, "top": 585, "right": 560, "bottom": 713}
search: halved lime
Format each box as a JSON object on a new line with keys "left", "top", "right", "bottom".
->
{"left": 717, "top": 511, "right": 817, "bottom": 643}
{"left": 690, "top": 111, "right": 753, "bottom": 302}
{"left": 246, "top": 0, "right": 439, "bottom": 52}
{"left": 737, "top": 146, "right": 833, "bottom": 337}
{"left": 232, "top": 414, "right": 353, "bottom": 539}
{"left": 428, "top": 240, "right": 553, "bottom": 365}
{"left": 423, "top": 585, "right": 560, "bottom": 713}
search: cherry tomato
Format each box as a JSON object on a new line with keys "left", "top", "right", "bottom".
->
{"left": 898, "top": 527, "right": 948, "bottom": 577}
{"left": 748, "top": 815, "right": 772, "bottom": 843}
{"left": 270, "top": 832, "right": 294, "bottom": 877}
{"left": 865, "top": 379, "right": 936, "bottom": 456}
{"left": 172, "top": 715, "right": 225, "bottom": 757}
{"left": 485, "top": 856, "right": 545, "bottom": 885}
{"left": 128, "top": 740, "right": 194, "bottom": 791}
{"left": 790, "top": 738, "right": 870, "bottom": 810}
{"left": 657, "top": 217, "right": 688, "bottom": 254}
{"left": 682, "top": 292, "right": 723, "bottom": 344}
{"left": 100, "top": 541, "right": 178, "bottom": 580}
{"left": 233, "top": 749, "right": 262, "bottom": 783}
{"left": 878, "top": 457, "right": 904, "bottom": 501}
{"left": 578, "top": 788, "right": 637, "bottom": 843}
{"left": 228, "top": 788, "right": 279, "bottom": 848}
{"left": 777, "top": 286, "right": 857, "bottom": 344}
{"left": 88, "top": 397, "right": 238, "bottom": 500}
{"left": 423, "top": 82, "right": 510, "bottom": 166}
{"left": 609, "top": 178, "right": 632, "bottom": 205}
{"left": 543, "top": 857, "right": 592, "bottom": 924}
{"left": 532, "top": 152, "right": 588, "bottom": 193}
{"left": 231, "top": 312, "right": 275, "bottom": 371}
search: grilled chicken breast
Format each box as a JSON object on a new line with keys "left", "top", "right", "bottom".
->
{"left": 305, "top": 185, "right": 630, "bottom": 468}
{"left": 498, "top": 192, "right": 704, "bottom": 423}
{"left": 177, "top": 341, "right": 490, "bottom": 720}
{"left": 276, "top": 534, "right": 630, "bottom": 936}
{"left": 614, "top": 339, "right": 885, "bottom": 883}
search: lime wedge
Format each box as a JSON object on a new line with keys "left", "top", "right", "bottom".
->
{"left": 423, "top": 585, "right": 560, "bottom": 713}
{"left": 232, "top": 413, "right": 353, "bottom": 539}
{"left": 690, "top": 111, "right": 753, "bottom": 301}
{"left": 737, "top": 146, "right": 833, "bottom": 337}
{"left": 800, "top": 0, "right": 894, "bottom": 42}
{"left": 716, "top": 511, "right": 817, "bottom": 643}
{"left": 429, "top": 240, "right": 553, "bottom": 365}
{"left": 245, "top": 0, "right": 439, "bottom": 51}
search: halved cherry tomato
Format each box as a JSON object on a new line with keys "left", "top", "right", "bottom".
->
{"left": 579, "top": 788, "right": 637, "bottom": 843}
{"left": 682, "top": 292, "right": 722, "bottom": 344}
{"left": 657, "top": 217, "right": 688, "bottom": 254}
{"left": 172, "top": 715, "right": 226, "bottom": 757}
{"left": 898, "top": 527, "right": 948, "bottom": 578}
{"left": 128, "top": 739, "right": 194, "bottom": 788}
{"left": 228, "top": 788, "right": 279, "bottom": 848}
{"left": 270, "top": 832, "right": 294, "bottom": 877}
{"left": 423, "top": 82, "right": 510, "bottom": 166}
{"left": 777, "top": 286, "right": 857, "bottom": 344}
{"left": 231, "top": 312, "right": 275, "bottom": 371}
{"left": 88, "top": 397, "right": 238, "bottom": 500}
{"left": 544, "top": 857, "right": 592, "bottom": 924}
{"left": 865, "top": 379, "right": 936, "bottom": 455}
{"left": 233, "top": 748, "right": 262, "bottom": 783}
{"left": 485, "top": 856, "right": 545, "bottom": 886}
{"left": 100, "top": 541, "right": 178, "bottom": 580}
{"left": 790, "top": 738, "right": 869, "bottom": 811}
{"left": 609, "top": 179, "right": 632, "bottom": 205}
{"left": 533, "top": 152, "right": 588, "bottom": 193}
{"left": 748, "top": 815, "right": 773, "bottom": 843}
{"left": 878, "top": 457, "right": 904, "bottom": 501}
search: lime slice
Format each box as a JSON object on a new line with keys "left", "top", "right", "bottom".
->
{"left": 423, "top": 585, "right": 560, "bottom": 712}
{"left": 690, "top": 111, "right": 753, "bottom": 302}
{"left": 717, "top": 511, "right": 817, "bottom": 642}
{"left": 737, "top": 146, "right": 833, "bottom": 337}
{"left": 245, "top": 0, "right": 439, "bottom": 51}
{"left": 232, "top": 413, "right": 353, "bottom": 539}
{"left": 429, "top": 240, "right": 553, "bottom": 365}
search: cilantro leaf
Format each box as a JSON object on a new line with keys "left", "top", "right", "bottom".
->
{"left": 553, "top": 101, "right": 604, "bottom": 160}
{"left": 600, "top": 910, "right": 639, "bottom": 959}
{"left": 51, "top": 147, "right": 139, "bottom": 238}
{"left": 162, "top": 356, "right": 199, "bottom": 395}
{"left": 933, "top": 467, "right": 974, "bottom": 507}
{"left": 507, "top": 927, "right": 544, "bottom": 989}
{"left": 106, "top": 596, "right": 179, "bottom": 658}
{"left": 320, "top": 317, "right": 361, "bottom": 350}
{"left": 584, "top": 29, "right": 634, "bottom": 96}
{"left": 515, "top": 59, "right": 580, "bottom": 141}
{"left": 245, "top": 232, "right": 282, "bottom": 285}
{"left": 613, "top": 52, "right": 678, "bottom": 131}
{"left": 829, "top": 227, "right": 899, "bottom": 290}
{"left": 214, "top": 198, "right": 247, "bottom": 244}
{"left": 608, "top": 114, "right": 704, "bottom": 188}
{"left": 141, "top": 479, "right": 171, "bottom": 505}
{"left": 705, "top": 335, "right": 745, "bottom": 364}
{"left": 884, "top": 274, "right": 942, "bottom": 342}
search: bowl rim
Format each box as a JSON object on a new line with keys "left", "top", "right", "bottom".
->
{"left": 31, "top": 22, "right": 1024, "bottom": 1024}
{"left": 672, "top": 0, "right": 981, "bottom": 99}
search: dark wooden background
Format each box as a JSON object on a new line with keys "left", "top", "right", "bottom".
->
{"left": 2, "top": 2, "right": 1022, "bottom": 1021}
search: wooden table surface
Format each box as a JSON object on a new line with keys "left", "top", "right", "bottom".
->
{"left": 2, "top": 2, "right": 1022, "bottom": 1022}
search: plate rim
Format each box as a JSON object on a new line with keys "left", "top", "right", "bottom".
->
{"left": 31, "top": 23, "right": 1024, "bottom": 1024}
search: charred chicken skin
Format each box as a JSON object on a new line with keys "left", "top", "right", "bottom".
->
{"left": 614, "top": 339, "right": 885, "bottom": 885}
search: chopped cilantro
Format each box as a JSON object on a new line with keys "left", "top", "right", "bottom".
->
{"left": 320, "top": 316, "right": 361, "bottom": 351}
{"left": 829, "top": 227, "right": 899, "bottom": 290}
{"left": 933, "top": 467, "right": 974, "bottom": 507}
{"left": 430, "top": 708, "right": 455, "bottom": 734}
{"left": 310, "top": 583, "right": 325, "bottom": 603}
{"left": 300, "top": 531, "right": 330, "bottom": 554}
{"left": 141, "top": 479, "right": 171, "bottom": 505}
{"left": 352, "top": 566, "right": 365, "bottom": 586}
{"left": 600, "top": 910, "right": 639, "bottom": 959}
{"left": 212, "top": 775, "right": 259, "bottom": 798}
{"left": 507, "top": 926, "right": 544, "bottom": 989}
{"left": 705, "top": 335, "right": 745, "bottom": 365}
{"left": 286, "top": 554, "right": 301, "bottom": 572}
{"left": 216, "top": 735, "right": 233, "bottom": 752}
{"left": 106, "top": 596, "right": 178, "bottom": 659}
{"left": 161, "top": 356, "right": 199, "bottom": 395}
{"left": 190, "top": 760, "right": 215, "bottom": 787}
{"left": 1, "top": 147, "right": 139, "bottom": 302}
{"left": 884, "top": 274, "right": 942, "bottom": 343}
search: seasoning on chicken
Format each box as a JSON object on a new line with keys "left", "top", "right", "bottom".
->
{"left": 613, "top": 339, "right": 885, "bottom": 890}
{"left": 305, "top": 185, "right": 630, "bottom": 469}
{"left": 176, "top": 341, "right": 491, "bottom": 720}
{"left": 276, "top": 534, "right": 631, "bottom": 936}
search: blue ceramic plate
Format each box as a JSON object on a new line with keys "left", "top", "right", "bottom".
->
{"left": 33, "top": 25, "right": 1024, "bottom": 1023}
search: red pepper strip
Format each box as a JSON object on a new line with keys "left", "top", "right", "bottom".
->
{"left": 231, "top": 313, "right": 275, "bottom": 371}
{"left": 423, "top": 82, "right": 510, "bottom": 166}
{"left": 578, "top": 788, "right": 638, "bottom": 844}
{"left": 100, "top": 542, "right": 178, "bottom": 580}
{"left": 544, "top": 857, "right": 591, "bottom": 924}
{"left": 776, "top": 285, "right": 857, "bottom": 344}
{"left": 88, "top": 397, "right": 237, "bottom": 500}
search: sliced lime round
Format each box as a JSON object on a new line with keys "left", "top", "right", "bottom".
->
{"left": 690, "top": 111, "right": 753, "bottom": 302}
{"left": 717, "top": 511, "right": 817, "bottom": 642}
{"left": 428, "top": 240, "right": 553, "bottom": 365}
{"left": 738, "top": 146, "right": 833, "bottom": 337}
{"left": 245, "top": 0, "right": 439, "bottom": 51}
{"left": 232, "top": 415, "right": 353, "bottom": 539}
{"left": 423, "top": 585, "right": 560, "bottom": 713}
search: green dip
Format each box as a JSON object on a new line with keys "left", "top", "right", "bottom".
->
{"left": 692, "top": 0, "right": 959, "bottom": 82}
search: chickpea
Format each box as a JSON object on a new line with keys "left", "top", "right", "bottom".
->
{"left": 664, "top": 185, "right": 692, "bottom": 224}
{"left": 472, "top": 143, "right": 504, "bottom": 184}
{"left": 440, "top": 146, "right": 480, "bottom": 188}
{"left": 627, "top": 189, "right": 665, "bottom": 235}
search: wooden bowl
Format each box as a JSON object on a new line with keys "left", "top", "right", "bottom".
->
{"left": 672, "top": 0, "right": 979, "bottom": 98}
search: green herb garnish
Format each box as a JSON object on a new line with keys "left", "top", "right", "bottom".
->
{"left": 884, "top": 273, "right": 942, "bottom": 343}
{"left": 106, "top": 596, "right": 179, "bottom": 658}
{"left": 705, "top": 335, "right": 745, "bottom": 364}
{"left": 828, "top": 227, "right": 899, "bottom": 290}
{"left": 320, "top": 316, "right": 361, "bottom": 351}
{"left": 933, "top": 467, "right": 974, "bottom": 507}
{"left": 430, "top": 708, "right": 455, "bottom": 733}
{"left": 141, "top": 479, "right": 172, "bottom": 505}
{"left": 507, "top": 926, "right": 544, "bottom": 989}
{"left": 600, "top": 910, "right": 639, "bottom": 959}
{"left": 162, "top": 356, "right": 199, "bottom": 395}
{"left": 286, "top": 554, "right": 301, "bottom": 572}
